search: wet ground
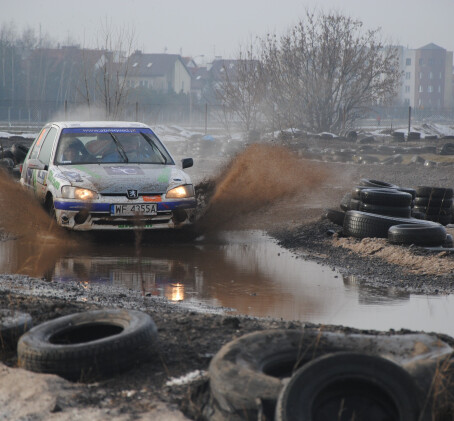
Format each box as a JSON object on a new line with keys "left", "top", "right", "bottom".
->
{"left": 2, "top": 228, "right": 454, "bottom": 337}
{"left": 2, "top": 128, "right": 454, "bottom": 419}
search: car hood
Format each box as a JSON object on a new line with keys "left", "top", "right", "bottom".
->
{"left": 54, "top": 164, "right": 191, "bottom": 194}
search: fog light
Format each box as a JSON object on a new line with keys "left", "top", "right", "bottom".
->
{"left": 172, "top": 208, "right": 188, "bottom": 223}
{"left": 74, "top": 209, "right": 89, "bottom": 224}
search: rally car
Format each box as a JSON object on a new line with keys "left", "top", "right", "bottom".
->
{"left": 20, "top": 121, "right": 196, "bottom": 231}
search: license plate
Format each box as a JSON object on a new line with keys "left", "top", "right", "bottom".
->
{"left": 110, "top": 203, "right": 157, "bottom": 216}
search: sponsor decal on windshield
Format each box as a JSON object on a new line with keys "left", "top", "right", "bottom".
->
{"left": 62, "top": 128, "right": 155, "bottom": 135}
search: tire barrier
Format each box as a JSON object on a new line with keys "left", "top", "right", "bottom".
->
{"left": 18, "top": 309, "right": 158, "bottom": 381}
{"left": 329, "top": 179, "right": 453, "bottom": 247}
{"left": 0, "top": 309, "right": 33, "bottom": 350}
{"left": 359, "top": 202, "right": 411, "bottom": 218}
{"left": 414, "top": 186, "right": 453, "bottom": 226}
{"left": 275, "top": 352, "right": 422, "bottom": 421}
{"left": 358, "top": 178, "right": 400, "bottom": 189}
{"left": 388, "top": 223, "right": 447, "bottom": 247}
{"left": 360, "top": 189, "right": 412, "bottom": 207}
{"left": 343, "top": 210, "right": 428, "bottom": 239}
{"left": 207, "top": 329, "right": 453, "bottom": 421}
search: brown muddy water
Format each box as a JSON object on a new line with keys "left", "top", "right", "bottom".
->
{"left": 1, "top": 230, "right": 454, "bottom": 337}
{"left": 1, "top": 143, "right": 453, "bottom": 336}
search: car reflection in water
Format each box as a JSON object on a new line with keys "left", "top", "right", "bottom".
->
{"left": 51, "top": 255, "right": 196, "bottom": 302}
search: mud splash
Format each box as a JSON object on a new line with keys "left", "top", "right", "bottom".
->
{"left": 196, "top": 144, "right": 331, "bottom": 231}
{"left": 0, "top": 174, "right": 77, "bottom": 276}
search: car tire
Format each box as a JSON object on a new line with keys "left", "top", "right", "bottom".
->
{"left": 209, "top": 329, "right": 350, "bottom": 421}
{"left": 359, "top": 178, "right": 400, "bottom": 189}
{"left": 414, "top": 197, "right": 453, "bottom": 208}
{"left": 444, "top": 233, "right": 453, "bottom": 248}
{"left": 415, "top": 186, "right": 454, "bottom": 200}
{"left": 388, "top": 223, "right": 447, "bottom": 247}
{"left": 17, "top": 309, "right": 158, "bottom": 381}
{"left": 360, "top": 189, "right": 412, "bottom": 207}
{"left": 0, "top": 309, "right": 33, "bottom": 350}
{"left": 275, "top": 352, "right": 421, "bottom": 421}
{"left": 343, "top": 210, "right": 427, "bottom": 239}
{"left": 359, "top": 202, "right": 411, "bottom": 218}
{"left": 325, "top": 209, "right": 345, "bottom": 226}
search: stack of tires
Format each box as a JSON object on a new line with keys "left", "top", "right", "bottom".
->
{"left": 413, "top": 186, "right": 453, "bottom": 226}
{"left": 327, "top": 179, "right": 452, "bottom": 248}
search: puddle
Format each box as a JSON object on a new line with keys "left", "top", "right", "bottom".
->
{"left": 1, "top": 230, "right": 454, "bottom": 336}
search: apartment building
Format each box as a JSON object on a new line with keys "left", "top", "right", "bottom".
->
{"left": 396, "top": 43, "right": 454, "bottom": 109}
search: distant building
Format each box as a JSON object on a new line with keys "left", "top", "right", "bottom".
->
{"left": 396, "top": 43, "right": 454, "bottom": 109}
{"left": 125, "top": 51, "right": 191, "bottom": 94}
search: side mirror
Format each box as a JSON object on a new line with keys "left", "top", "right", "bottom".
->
{"left": 182, "top": 158, "right": 193, "bottom": 169}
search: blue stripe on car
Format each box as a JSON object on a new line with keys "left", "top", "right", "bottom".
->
{"left": 54, "top": 199, "right": 196, "bottom": 212}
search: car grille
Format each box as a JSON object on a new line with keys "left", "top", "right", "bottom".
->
{"left": 91, "top": 211, "right": 172, "bottom": 226}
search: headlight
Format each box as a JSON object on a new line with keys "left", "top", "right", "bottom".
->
{"left": 61, "top": 186, "right": 99, "bottom": 200}
{"left": 166, "top": 184, "right": 194, "bottom": 199}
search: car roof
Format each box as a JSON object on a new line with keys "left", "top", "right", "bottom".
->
{"left": 47, "top": 121, "right": 150, "bottom": 129}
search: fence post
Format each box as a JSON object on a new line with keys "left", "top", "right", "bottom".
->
{"left": 205, "top": 103, "right": 208, "bottom": 134}
{"left": 407, "top": 106, "right": 411, "bottom": 141}
{"left": 135, "top": 101, "right": 138, "bottom": 121}
{"left": 65, "top": 100, "right": 68, "bottom": 120}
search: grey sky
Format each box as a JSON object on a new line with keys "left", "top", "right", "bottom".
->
{"left": 3, "top": 0, "right": 454, "bottom": 61}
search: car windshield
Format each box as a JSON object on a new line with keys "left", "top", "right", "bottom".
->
{"left": 54, "top": 128, "right": 174, "bottom": 165}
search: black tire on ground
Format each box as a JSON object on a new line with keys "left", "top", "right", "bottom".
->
{"left": 0, "top": 309, "right": 33, "bottom": 350}
{"left": 414, "top": 197, "right": 453, "bottom": 208}
{"left": 397, "top": 187, "right": 416, "bottom": 200}
{"left": 17, "top": 309, "right": 158, "bottom": 381}
{"left": 351, "top": 186, "right": 395, "bottom": 200}
{"left": 360, "top": 189, "right": 412, "bottom": 207}
{"left": 343, "top": 210, "right": 429, "bottom": 239}
{"left": 388, "top": 223, "right": 447, "bottom": 247}
{"left": 275, "top": 352, "right": 421, "bottom": 421}
{"left": 359, "top": 202, "right": 411, "bottom": 218}
{"left": 427, "top": 214, "right": 452, "bottom": 226}
{"left": 358, "top": 178, "right": 400, "bottom": 189}
{"left": 415, "top": 186, "right": 454, "bottom": 200}
{"left": 444, "top": 234, "right": 453, "bottom": 248}
{"left": 412, "top": 206, "right": 452, "bottom": 216}
{"left": 11, "top": 144, "right": 29, "bottom": 163}
{"left": 325, "top": 209, "right": 346, "bottom": 226}
{"left": 209, "top": 329, "right": 355, "bottom": 421}
{"left": 0, "top": 149, "right": 16, "bottom": 163}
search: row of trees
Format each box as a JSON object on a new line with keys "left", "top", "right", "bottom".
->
{"left": 216, "top": 11, "right": 401, "bottom": 133}
{"left": 1, "top": 11, "right": 401, "bottom": 132}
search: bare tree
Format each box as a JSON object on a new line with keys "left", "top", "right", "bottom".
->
{"left": 261, "top": 10, "right": 401, "bottom": 133}
{"left": 79, "top": 20, "right": 137, "bottom": 120}
{"left": 214, "top": 41, "right": 266, "bottom": 135}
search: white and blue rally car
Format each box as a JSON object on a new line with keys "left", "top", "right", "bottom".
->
{"left": 20, "top": 121, "right": 196, "bottom": 231}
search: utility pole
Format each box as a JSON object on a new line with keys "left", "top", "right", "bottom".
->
{"left": 407, "top": 106, "right": 411, "bottom": 141}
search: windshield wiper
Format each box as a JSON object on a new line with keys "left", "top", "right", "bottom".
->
{"left": 140, "top": 133, "right": 167, "bottom": 164}
{"left": 109, "top": 133, "right": 128, "bottom": 163}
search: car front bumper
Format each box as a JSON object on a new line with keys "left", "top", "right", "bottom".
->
{"left": 54, "top": 198, "right": 197, "bottom": 231}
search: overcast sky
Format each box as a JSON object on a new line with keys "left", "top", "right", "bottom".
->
{"left": 3, "top": 0, "right": 454, "bottom": 62}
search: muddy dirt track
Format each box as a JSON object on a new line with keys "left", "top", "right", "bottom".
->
{"left": 1, "top": 133, "right": 454, "bottom": 420}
